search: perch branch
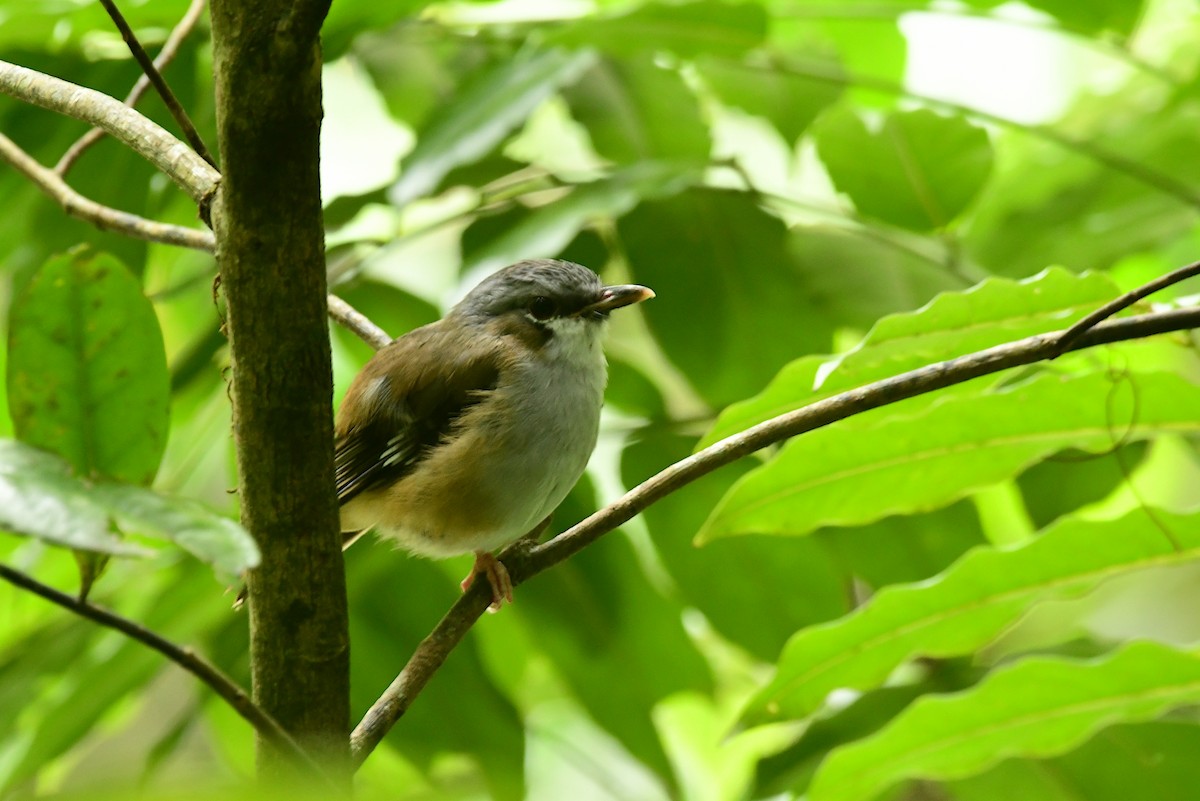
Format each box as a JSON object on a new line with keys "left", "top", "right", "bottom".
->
{"left": 349, "top": 304, "right": 1200, "bottom": 765}
{"left": 0, "top": 562, "right": 331, "bottom": 781}
{"left": 58, "top": 0, "right": 210, "bottom": 175}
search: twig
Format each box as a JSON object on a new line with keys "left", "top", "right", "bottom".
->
{"left": 97, "top": 0, "right": 216, "bottom": 168}
{"left": 0, "top": 132, "right": 215, "bottom": 250}
{"left": 0, "top": 562, "right": 332, "bottom": 781}
{"left": 326, "top": 294, "right": 393, "bottom": 350}
{"left": 57, "top": 0, "right": 209, "bottom": 176}
{"left": 1053, "top": 259, "right": 1200, "bottom": 355}
{"left": 349, "top": 304, "right": 1200, "bottom": 765}
{"left": 0, "top": 59, "right": 219, "bottom": 205}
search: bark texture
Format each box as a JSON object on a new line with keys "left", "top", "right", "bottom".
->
{"left": 208, "top": 0, "right": 349, "bottom": 778}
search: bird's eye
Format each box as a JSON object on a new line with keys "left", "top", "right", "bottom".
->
{"left": 528, "top": 296, "right": 557, "bottom": 320}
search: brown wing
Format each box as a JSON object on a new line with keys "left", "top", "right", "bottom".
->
{"left": 333, "top": 322, "right": 501, "bottom": 505}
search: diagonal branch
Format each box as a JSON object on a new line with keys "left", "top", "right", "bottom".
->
{"left": 58, "top": 0, "right": 210, "bottom": 176}
{"left": 98, "top": 0, "right": 216, "bottom": 167}
{"left": 0, "top": 562, "right": 331, "bottom": 782}
{"left": 0, "top": 131, "right": 215, "bottom": 250}
{"left": 0, "top": 59, "right": 219, "bottom": 205}
{"left": 349, "top": 303, "right": 1200, "bottom": 765}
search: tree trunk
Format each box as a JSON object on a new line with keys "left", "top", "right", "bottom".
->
{"left": 208, "top": 0, "right": 349, "bottom": 780}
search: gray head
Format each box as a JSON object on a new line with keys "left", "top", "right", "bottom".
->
{"left": 452, "top": 259, "right": 653, "bottom": 331}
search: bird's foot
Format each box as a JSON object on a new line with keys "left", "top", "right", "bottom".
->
{"left": 461, "top": 551, "right": 513, "bottom": 612}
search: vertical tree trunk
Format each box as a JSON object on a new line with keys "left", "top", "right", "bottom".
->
{"left": 208, "top": 0, "right": 349, "bottom": 779}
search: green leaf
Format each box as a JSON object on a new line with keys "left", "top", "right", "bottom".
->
{"left": 949, "top": 721, "right": 1200, "bottom": 801}
{"left": 0, "top": 440, "right": 147, "bottom": 557}
{"left": 698, "top": 371, "right": 1200, "bottom": 542}
{"left": 564, "top": 57, "right": 712, "bottom": 165}
{"left": 389, "top": 47, "right": 596, "bottom": 205}
{"left": 0, "top": 440, "right": 258, "bottom": 575}
{"left": 745, "top": 506, "right": 1199, "bottom": 723}
{"left": 814, "top": 107, "right": 994, "bottom": 231}
{"left": 547, "top": 0, "right": 766, "bottom": 58}
{"left": 808, "top": 641, "right": 1200, "bottom": 801}
{"left": 1021, "top": 0, "right": 1146, "bottom": 35}
{"left": 91, "top": 484, "right": 260, "bottom": 578}
{"left": 619, "top": 189, "right": 837, "bottom": 407}
{"left": 7, "top": 248, "right": 169, "bottom": 485}
{"left": 699, "top": 268, "right": 1122, "bottom": 448}
{"left": 697, "top": 57, "right": 843, "bottom": 142}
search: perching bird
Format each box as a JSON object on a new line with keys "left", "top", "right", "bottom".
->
{"left": 334, "top": 259, "right": 654, "bottom": 607}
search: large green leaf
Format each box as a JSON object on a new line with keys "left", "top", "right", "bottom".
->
{"left": 564, "top": 57, "right": 712, "bottom": 165}
{"left": 807, "top": 641, "right": 1200, "bottom": 801}
{"left": 814, "top": 107, "right": 994, "bottom": 231}
{"left": 699, "top": 268, "right": 1122, "bottom": 448}
{"left": 547, "top": 0, "right": 766, "bottom": 58}
{"left": 7, "top": 248, "right": 169, "bottom": 485}
{"left": 745, "top": 506, "right": 1198, "bottom": 723}
{"left": 389, "top": 47, "right": 596, "bottom": 205}
{"left": 1021, "top": 0, "right": 1146, "bottom": 35}
{"left": 0, "top": 439, "right": 146, "bottom": 556}
{"left": 619, "top": 189, "right": 837, "bottom": 407}
{"left": 697, "top": 370, "right": 1200, "bottom": 543}
{"left": 0, "top": 440, "right": 259, "bottom": 575}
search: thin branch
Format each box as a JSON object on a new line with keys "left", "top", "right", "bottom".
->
{"left": 57, "top": 0, "right": 209, "bottom": 177}
{"left": 349, "top": 303, "right": 1200, "bottom": 765}
{"left": 0, "top": 131, "right": 215, "bottom": 251}
{"left": 1053, "top": 259, "right": 1200, "bottom": 355}
{"left": 0, "top": 59, "right": 219, "bottom": 206}
{"left": 326, "top": 294, "right": 393, "bottom": 350}
{"left": 97, "top": 0, "right": 216, "bottom": 168}
{"left": 0, "top": 562, "right": 333, "bottom": 781}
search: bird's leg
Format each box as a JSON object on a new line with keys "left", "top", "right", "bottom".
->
{"left": 461, "top": 550, "right": 513, "bottom": 611}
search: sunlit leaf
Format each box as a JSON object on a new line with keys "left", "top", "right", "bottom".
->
{"left": 699, "top": 371, "right": 1200, "bottom": 542}
{"left": 808, "top": 641, "right": 1200, "bottom": 801}
{"left": 699, "top": 268, "right": 1121, "bottom": 448}
{"left": 745, "top": 506, "right": 1199, "bottom": 723}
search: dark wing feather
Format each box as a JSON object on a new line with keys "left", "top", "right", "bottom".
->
{"left": 333, "top": 323, "right": 501, "bottom": 505}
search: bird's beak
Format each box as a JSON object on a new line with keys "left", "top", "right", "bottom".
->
{"left": 581, "top": 284, "right": 656, "bottom": 316}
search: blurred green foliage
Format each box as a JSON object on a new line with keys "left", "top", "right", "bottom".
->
{"left": 3, "top": 0, "right": 1200, "bottom": 799}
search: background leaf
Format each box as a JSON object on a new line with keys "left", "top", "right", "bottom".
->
{"left": 814, "top": 107, "right": 994, "bottom": 231}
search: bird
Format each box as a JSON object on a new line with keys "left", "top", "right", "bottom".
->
{"left": 334, "top": 259, "right": 654, "bottom": 608}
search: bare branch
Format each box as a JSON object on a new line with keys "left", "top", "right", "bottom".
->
{"left": 0, "top": 59, "right": 219, "bottom": 205}
{"left": 349, "top": 304, "right": 1200, "bottom": 765}
{"left": 0, "top": 561, "right": 332, "bottom": 781}
{"left": 1, "top": 132, "right": 215, "bottom": 251}
{"left": 1053, "top": 259, "right": 1200, "bottom": 355}
{"left": 58, "top": 0, "right": 209, "bottom": 177}
{"left": 326, "top": 294, "right": 393, "bottom": 350}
